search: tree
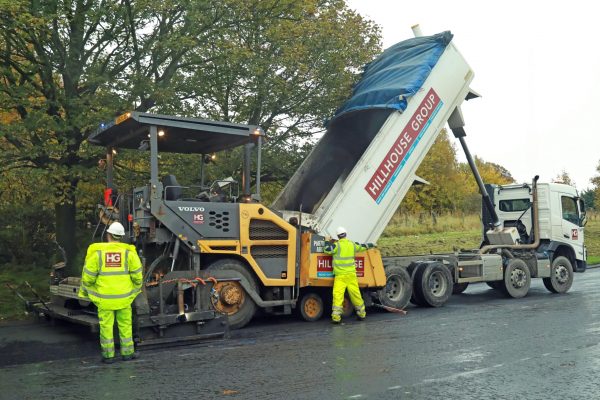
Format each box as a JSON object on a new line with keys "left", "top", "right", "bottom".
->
{"left": 0, "top": 0, "right": 381, "bottom": 270}
{"left": 553, "top": 170, "right": 574, "bottom": 186}
{"left": 402, "top": 129, "right": 463, "bottom": 213}
{"left": 0, "top": 0, "right": 244, "bottom": 271}
{"left": 591, "top": 160, "right": 600, "bottom": 209}
{"left": 581, "top": 189, "right": 595, "bottom": 211}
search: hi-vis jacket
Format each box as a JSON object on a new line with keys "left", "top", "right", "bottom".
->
{"left": 324, "top": 238, "right": 367, "bottom": 276}
{"left": 79, "top": 242, "right": 143, "bottom": 310}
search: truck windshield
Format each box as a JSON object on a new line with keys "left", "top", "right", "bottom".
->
{"left": 561, "top": 196, "right": 579, "bottom": 225}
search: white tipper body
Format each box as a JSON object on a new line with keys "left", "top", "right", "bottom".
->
{"left": 310, "top": 42, "right": 474, "bottom": 243}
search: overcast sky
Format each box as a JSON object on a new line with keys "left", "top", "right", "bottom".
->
{"left": 347, "top": 0, "right": 600, "bottom": 190}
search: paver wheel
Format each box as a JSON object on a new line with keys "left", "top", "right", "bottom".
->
{"left": 543, "top": 256, "right": 574, "bottom": 294}
{"left": 341, "top": 296, "right": 354, "bottom": 318}
{"left": 298, "top": 292, "right": 324, "bottom": 322}
{"left": 413, "top": 262, "right": 452, "bottom": 307}
{"left": 501, "top": 258, "right": 530, "bottom": 298}
{"left": 378, "top": 265, "right": 412, "bottom": 310}
{"left": 207, "top": 259, "right": 258, "bottom": 329}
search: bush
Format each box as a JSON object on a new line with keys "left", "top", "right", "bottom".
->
{"left": 0, "top": 205, "right": 58, "bottom": 267}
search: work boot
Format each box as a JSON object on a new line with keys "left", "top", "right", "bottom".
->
{"left": 331, "top": 318, "right": 341, "bottom": 325}
{"left": 356, "top": 315, "right": 366, "bottom": 322}
{"left": 122, "top": 352, "right": 139, "bottom": 361}
{"left": 101, "top": 357, "right": 116, "bottom": 364}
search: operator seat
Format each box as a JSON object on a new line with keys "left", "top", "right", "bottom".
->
{"left": 162, "top": 175, "right": 182, "bottom": 200}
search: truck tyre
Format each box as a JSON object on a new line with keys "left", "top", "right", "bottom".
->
{"left": 206, "top": 259, "right": 258, "bottom": 329}
{"left": 501, "top": 259, "right": 530, "bottom": 298}
{"left": 543, "top": 256, "right": 574, "bottom": 294}
{"left": 452, "top": 282, "right": 469, "bottom": 294}
{"left": 298, "top": 292, "right": 324, "bottom": 322}
{"left": 378, "top": 265, "right": 412, "bottom": 310}
{"left": 409, "top": 263, "right": 427, "bottom": 306}
{"left": 413, "top": 262, "right": 452, "bottom": 307}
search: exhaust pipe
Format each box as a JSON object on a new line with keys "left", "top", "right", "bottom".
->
{"left": 480, "top": 176, "right": 540, "bottom": 254}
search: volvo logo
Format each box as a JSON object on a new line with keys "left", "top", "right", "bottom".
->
{"left": 178, "top": 206, "right": 205, "bottom": 212}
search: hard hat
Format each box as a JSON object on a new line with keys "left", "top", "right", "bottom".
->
{"left": 336, "top": 226, "right": 347, "bottom": 237}
{"left": 107, "top": 222, "right": 125, "bottom": 237}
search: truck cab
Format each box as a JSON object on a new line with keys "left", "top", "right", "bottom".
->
{"left": 484, "top": 182, "right": 587, "bottom": 272}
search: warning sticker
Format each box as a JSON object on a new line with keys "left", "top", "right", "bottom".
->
{"left": 316, "top": 256, "right": 365, "bottom": 278}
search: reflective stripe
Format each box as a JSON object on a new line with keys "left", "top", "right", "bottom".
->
{"left": 124, "top": 250, "right": 129, "bottom": 272}
{"left": 129, "top": 267, "right": 143, "bottom": 274}
{"left": 355, "top": 304, "right": 365, "bottom": 311}
{"left": 336, "top": 256, "right": 354, "bottom": 261}
{"left": 97, "top": 250, "right": 102, "bottom": 269}
{"left": 334, "top": 261, "right": 355, "bottom": 267}
{"left": 86, "top": 288, "right": 141, "bottom": 299}
{"left": 79, "top": 285, "right": 88, "bottom": 293}
{"left": 98, "top": 270, "right": 130, "bottom": 276}
{"left": 120, "top": 337, "right": 133, "bottom": 344}
{"left": 100, "top": 338, "right": 114, "bottom": 345}
{"left": 336, "top": 243, "right": 341, "bottom": 257}
{"left": 83, "top": 267, "right": 98, "bottom": 277}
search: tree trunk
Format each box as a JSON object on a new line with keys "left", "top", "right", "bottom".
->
{"left": 55, "top": 193, "right": 78, "bottom": 276}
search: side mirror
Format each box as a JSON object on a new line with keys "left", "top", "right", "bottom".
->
{"left": 578, "top": 199, "right": 587, "bottom": 227}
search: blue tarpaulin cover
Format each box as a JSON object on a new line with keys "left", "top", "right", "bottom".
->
{"left": 331, "top": 31, "right": 453, "bottom": 122}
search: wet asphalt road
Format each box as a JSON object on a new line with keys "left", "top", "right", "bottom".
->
{"left": 2, "top": 269, "right": 600, "bottom": 400}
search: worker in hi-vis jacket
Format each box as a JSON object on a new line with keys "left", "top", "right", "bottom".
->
{"left": 324, "top": 227, "right": 374, "bottom": 324}
{"left": 79, "top": 221, "right": 143, "bottom": 363}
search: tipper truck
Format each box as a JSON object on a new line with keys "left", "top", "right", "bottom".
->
{"left": 30, "top": 27, "right": 587, "bottom": 344}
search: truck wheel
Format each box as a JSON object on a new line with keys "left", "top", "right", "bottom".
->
{"left": 452, "top": 282, "right": 469, "bottom": 294}
{"left": 378, "top": 265, "right": 412, "bottom": 310}
{"left": 502, "top": 259, "right": 530, "bottom": 298}
{"left": 543, "top": 256, "right": 574, "bottom": 294}
{"left": 298, "top": 292, "right": 324, "bottom": 322}
{"left": 206, "top": 259, "right": 258, "bottom": 329}
{"left": 413, "top": 262, "right": 452, "bottom": 307}
{"left": 409, "top": 263, "right": 427, "bottom": 306}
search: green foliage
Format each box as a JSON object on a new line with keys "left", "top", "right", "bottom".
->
{"left": 591, "top": 160, "right": 600, "bottom": 208}
{"left": 582, "top": 189, "right": 595, "bottom": 210}
{"left": 0, "top": 0, "right": 381, "bottom": 270}
{"left": 400, "top": 130, "right": 515, "bottom": 214}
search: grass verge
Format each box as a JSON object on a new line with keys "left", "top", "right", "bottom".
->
{"left": 0, "top": 265, "right": 49, "bottom": 321}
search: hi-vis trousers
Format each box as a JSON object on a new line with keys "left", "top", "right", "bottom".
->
{"left": 97, "top": 307, "right": 135, "bottom": 359}
{"left": 331, "top": 274, "right": 366, "bottom": 322}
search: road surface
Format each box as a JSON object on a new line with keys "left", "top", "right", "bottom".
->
{"left": 2, "top": 268, "right": 600, "bottom": 399}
